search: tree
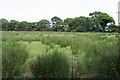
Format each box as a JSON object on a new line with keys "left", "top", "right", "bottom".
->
{"left": 18, "top": 21, "right": 29, "bottom": 31}
{"left": 36, "top": 19, "right": 51, "bottom": 31}
{"left": 38, "top": 19, "right": 50, "bottom": 28}
{"left": 51, "top": 16, "right": 63, "bottom": 31}
{"left": 89, "top": 11, "right": 103, "bottom": 32}
{"left": 89, "top": 11, "right": 115, "bottom": 32}
{"left": 74, "top": 17, "right": 84, "bottom": 32}
{"left": 99, "top": 13, "right": 115, "bottom": 32}
{"left": 1, "top": 19, "right": 9, "bottom": 31}
{"left": 106, "top": 24, "right": 118, "bottom": 32}
{"left": 9, "top": 20, "right": 19, "bottom": 31}
{"left": 1, "top": 11, "right": 116, "bottom": 32}
{"left": 86, "top": 17, "right": 95, "bottom": 32}
{"left": 52, "top": 21, "right": 65, "bottom": 31}
{"left": 73, "top": 16, "right": 92, "bottom": 32}
{"left": 51, "top": 16, "right": 62, "bottom": 27}
{"left": 64, "top": 18, "right": 75, "bottom": 31}
{"left": 28, "top": 22, "right": 37, "bottom": 31}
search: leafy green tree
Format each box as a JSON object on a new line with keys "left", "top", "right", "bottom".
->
{"left": 40, "top": 19, "right": 50, "bottom": 26}
{"left": 51, "top": 16, "right": 63, "bottom": 31}
{"left": 89, "top": 11, "right": 115, "bottom": 32}
{"left": 85, "top": 17, "right": 95, "bottom": 32}
{"left": 28, "top": 22, "right": 37, "bottom": 31}
{"left": 73, "top": 16, "right": 92, "bottom": 32}
{"left": 88, "top": 17, "right": 96, "bottom": 31}
{"left": 74, "top": 17, "right": 84, "bottom": 32}
{"left": 106, "top": 24, "right": 118, "bottom": 32}
{"left": 89, "top": 11, "right": 103, "bottom": 32}
{"left": 51, "top": 16, "right": 62, "bottom": 24}
{"left": 36, "top": 19, "right": 51, "bottom": 31}
{"left": 64, "top": 18, "right": 75, "bottom": 31}
{"left": 64, "top": 17, "right": 94, "bottom": 32}
{"left": 9, "top": 20, "right": 19, "bottom": 31}
{"left": 1, "top": 11, "right": 116, "bottom": 32}
{"left": 1, "top": 19, "right": 9, "bottom": 31}
{"left": 18, "top": 21, "right": 29, "bottom": 31}
{"left": 52, "top": 21, "right": 65, "bottom": 31}
{"left": 99, "top": 14, "right": 115, "bottom": 32}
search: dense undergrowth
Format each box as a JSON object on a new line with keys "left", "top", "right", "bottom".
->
{"left": 2, "top": 31, "right": 119, "bottom": 78}
{"left": 2, "top": 42, "right": 28, "bottom": 78}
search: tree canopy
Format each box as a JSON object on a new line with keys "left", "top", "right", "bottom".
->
{"left": 1, "top": 11, "right": 117, "bottom": 32}
{"left": 89, "top": 11, "right": 116, "bottom": 32}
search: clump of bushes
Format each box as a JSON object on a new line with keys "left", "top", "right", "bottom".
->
{"left": 30, "top": 49, "right": 70, "bottom": 78}
{"left": 2, "top": 42, "right": 28, "bottom": 78}
{"left": 94, "top": 46, "right": 118, "bottom": 78}
{"left": 77, "top": 41, "right": 119, "bottom": 78}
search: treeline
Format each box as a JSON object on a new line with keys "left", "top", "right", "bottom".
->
{"left": 1, "top": 11, "right": 118, "bottom": 32}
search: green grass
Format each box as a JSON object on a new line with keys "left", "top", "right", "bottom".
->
{"left": 30, "top": 48, "right": 70, "bottom": 78}
{"left": 2, "top": 31, "right": 119, "bottom": 78}
{"left": 2, "top": 41, "right": 28, "bottom": 78}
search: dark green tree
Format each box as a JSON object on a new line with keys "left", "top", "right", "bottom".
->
{"left": 52, "top": 21, "right": 65, "bottom": 31}
{"left": 1, "top": 11, "right": 116, "bottom": 32}
{"left": 64, "top": 18, "right": 75, "bottom": 31}
{"left": 1, "top": 19, "right": 9, "bottom": 31}
{"left": 51, "top": 16, "right": 63, "bottom": 31}
{"left": 74, "top": 16, "right": 92, "bottom": 32}
{"left": 106, "top": 24, "right": 118, "bottom": 32}
{"left": 51, "top": 16, "right": 62, "bottom": 25}
{"left": 36, "top": 19, "right": 51, "bottom": 31}
{"left": 9, "top": 20, "right": 19, "bottom": 31}
{"left": 18, "top": 21, "right": 29, "bottom": 31}
{"left": 28, "top": 22, "right": 37, "bottom": 31}
{"left": 99, "top": 14, "right": 115, "bottom": 32}
{"left": 89, "top": 11, "right": 115, "bottom": 32}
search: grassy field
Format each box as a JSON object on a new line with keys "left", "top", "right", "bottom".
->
{"left": 2, "top": 31, "right": 119, "bottom": 78}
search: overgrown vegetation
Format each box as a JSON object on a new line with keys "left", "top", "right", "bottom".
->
{"left": 2, "top": 42, "right": 28, "bottom": 78}
{"left": 1, "top": 11, "right": 118, "bottom": 32}
{"left": 2, "top": 31, "right": 119, "bottom": 78}
{"left": 30, "top": 49, "right": 70, "bottom": 78}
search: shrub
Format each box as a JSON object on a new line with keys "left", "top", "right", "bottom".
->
{"left": 94, "top": 46, "right": 118, "bottom": 78}
{"left": 76, "top": 38, "right": 118, "bottom": 78}
{"left": 2, "top": 42, "right": 28, "bottom": 78}
{"left": 30, "top": 49, "right": 70, "bottom": 78}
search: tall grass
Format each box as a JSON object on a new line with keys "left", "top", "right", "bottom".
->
{"left": 30, "top": 49, "right": 70, "bottom": 78}
{"left": 76, "top": 41, "right": 118, "bottom": 78}
{"left": 2, "top": 42, "right": 28, "bottom": 78}
{"left": 2, "top": 31, "right": 118, "bottom": 78}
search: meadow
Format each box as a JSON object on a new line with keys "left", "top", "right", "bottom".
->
{"left": 2, "top": 31, "right": 119, "bottom": 78}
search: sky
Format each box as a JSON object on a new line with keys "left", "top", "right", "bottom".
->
{"left": 0, "top": 0, "right": 119, "bottom": 25}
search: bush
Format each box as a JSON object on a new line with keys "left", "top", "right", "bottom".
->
{"left": 40, "top": 28, "right": 52, "bottom": 31}
{"left": 2, "top": 42, "right": 28, "bottom": 78}
{"left": 94, "top": 48, "right": 118, "bottom": 78}
{"left": 76, "top": 39, "right": 118, "bottom": 78}
{"left": 30, "top": 49, "right": 70, "bottom": 78}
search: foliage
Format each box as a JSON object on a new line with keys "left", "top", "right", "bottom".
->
{"left": 9, "top": 20, "right": 20, "bottom": 31}
{"left": 2, "top": 42, "right": 28, "bottom": 78}
{"left": 89, "top": 11, "right": 115, "bottom": 32}
{"left": 2, "top": 31, "right": 118, "bottom": 78}
{"left": 30, "top": 49, "right": 70, "bottom": 78}
{"left": 36, "top": 19, "right": 51, "bottom": 31}
{"left": 1, "top": 19, "right": 9, "bottom": 31}
{"left": 107, "top": 24, "right": 118, "bottom": 32}
{"left": 52, "top": 20, "right": 65, "bottom": 31}
{"left": 1, "top": 11, "right": 117, "bottom": 32}
{"left": 51, "top": 16, "right": 62, "bottom": 25}
{"left": 64, "top": 18, "right": 75, "bottom": 31}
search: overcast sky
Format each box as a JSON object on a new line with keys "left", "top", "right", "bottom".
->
{"left": 0, "top": 0, "right": 119, "bottom": 25}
